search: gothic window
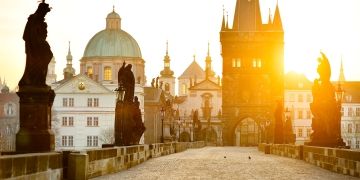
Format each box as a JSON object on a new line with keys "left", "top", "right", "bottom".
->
{"left": 104, "top": 66, "right": 112, "bottom": 81}
{"left": 87, "top": 66, "right": 93, "bottom": 78}
{"left": 348, "top": 108, "right": 353, "bottom": 117}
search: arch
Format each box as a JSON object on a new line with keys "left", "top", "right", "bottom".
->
{"left": 179, "top": 131, "right": 190, "bottom": 142}
{"left": 233, "top": 117, "right": 259, "bottom": 146}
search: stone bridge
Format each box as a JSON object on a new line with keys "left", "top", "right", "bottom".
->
{"left": 93, "top": 147, "right": 358, "bottom": 180}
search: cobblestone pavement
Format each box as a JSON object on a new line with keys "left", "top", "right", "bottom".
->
{"left": 93, "top": 147, "right": 357, "bottom": 180}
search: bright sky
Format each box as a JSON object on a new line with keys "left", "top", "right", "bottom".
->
{"left": 1, "top": 0, "right": 360, "bottom": 89}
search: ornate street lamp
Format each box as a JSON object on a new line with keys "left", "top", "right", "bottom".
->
{"left": 115, "top": 83, "right": 126, "bottom": 102}
{"left": 177, "top": 116, "right": 181, "bottom": 142}
{"left": 160, "top": 107, "right": 165, "bottom": 143}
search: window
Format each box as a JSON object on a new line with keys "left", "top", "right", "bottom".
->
{"left": 69, "top": 117, "right": 74, "bottom": 126}
{"left": 257, "top": 59, "right": 262, "bottom": 68}
{"left": 69, "top": 98, "right": 74, "bottom": 107}
{"left": 341, "top": 107, "right": 344, "bottom": 116}
{"left": 298, "top": 94, "right": 303, "bottom": 102}
{"left": 306, "top": 94, "right": 312, "bottom": 102}
{"left": 298, "top": 110, "right": 303, "bottom": 119}
{"left": 252, "top": 59, "right": 257, "bottom": 68}
{"left": 348, "top": 108, "right": 353, "bottom": 117}
{"left": 356, "top": 108, "right": 360, "bottom": 117}
{"left": 306, "top": 111, "right": 311, "bottom": 119}
{"left": 181, "top": 84, "right": 187, "bottom": 95}
{"left": 104, "top": 66, "right": 112, "bottom": 81}
{"left": 93, "top": 136, "right": 98, "bottom": 146}
{"left": 5, "top": 103, "right": 15, "bottom": 116}
{"left": 87, "top": 98, "right": 92, "bottom": 107}
{"left": 297, "top": 128, "right": 303, "bottom": 137}
{"left": 356, "top": 124, "right": 360, "bottom": 133}
{"left": 87, "top": 136, "right": 92, "bottom": 147}
{"left": 356, "top": 140, "right": 360, "bottom": 149}
{"left": 94, "top": 117, "right": 99, "bottom": 126}
{"left": 232, "top": 58, "right": 236, "bottom": 67}
{"left": 347, "top": 140, "right": 352, "bottom": 146}
{"left": 232, "top": 58, "right": 241, "bottom": 68}
{"left": 87, "top": 136, "right": 98, "bottom": 147}
{"left": 348, "top": 124, "right": 353, "bottom": 133}
{"left": 94, "top": 98, "right": 99, "bottom": 107}
{"left": 62, "top": 136, "right": 67, "bottom": 146}
{"left": 87, "top": 66, "right": 93, "bottom": 78}
{"left": 68, "top": 136, "right": 73, "bottom": 147}
{"left": 62, "top": 117, "right": 68, "bottom": 126}
{"left": 87, "top": 117, "right": 92, "bottom": 126}
{"left": 63, "top": 98, "right": 68, "bottom": 107}
{"left": 306, "top": 129, "right": 311, "bottom": 137}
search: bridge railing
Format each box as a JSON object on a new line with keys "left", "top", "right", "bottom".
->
{"left": 258, "top": 143, "right": 360, "bottom": 178}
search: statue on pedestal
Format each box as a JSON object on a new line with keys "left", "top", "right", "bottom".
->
{"left": 16, "top": 1, "right": 55, "bottom": 153}
{"left": 307, "top": 52, "right": 345, "bottom": 147}
{"left": 115, "top": 62, "right": 145, "bottom": 146}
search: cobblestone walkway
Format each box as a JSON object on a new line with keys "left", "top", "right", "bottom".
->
{"left": 93, "top": 147, "right": 357, "bottom": 180}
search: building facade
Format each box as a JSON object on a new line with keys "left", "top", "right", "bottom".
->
{"left": 221, "top": 0, "right": 284, "bottom": 146}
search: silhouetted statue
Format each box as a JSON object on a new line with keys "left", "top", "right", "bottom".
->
{"left": 155, "top": 77, "right": 159, "bottom": 88}
{"left": 159, "top": 81, "right": 163, "bottom": 89}
{"left": 317, "top": 52, "right": 331, "bottom": 83}
{"left": 151, "top": 78, "right": 155, "bottom": 87}
{"left": 19, "top": 2, "right": 52, "bottom": 87}
{"left": 274, "top": 100, "right": 284, "bottom": 144}
{"left": 118, "top": 61, "right": 126, "bottom": 86}
{"left": 118, "top": 63, "right": 135, "bottom": 103}
{"left": 137, "top": 76, "right": 141, "bottom": 84}
{"left": 132, "top": 96, "right": 145, "bottom": 144}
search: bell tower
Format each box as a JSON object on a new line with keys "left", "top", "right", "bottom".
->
{"left": 159, "top": 41, "right": 175, "bottom": 95}
{"left": 220, "top": 0, "right": 284, "bottom": 146}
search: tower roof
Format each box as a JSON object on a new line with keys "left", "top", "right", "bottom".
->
{"left": 232, "top": 0, "right": 262, "bottom": 31}
{"left": 273, "top": 2, "right": 283, "bottom": 31}
{"left": 339, "top": 57, "right": 345, "bottom": 83}
{"left": 179, "top": 58, "right": 205, "bottom": 79}
{"left": 160, "top": 41, "right": 174, "bottom": 77}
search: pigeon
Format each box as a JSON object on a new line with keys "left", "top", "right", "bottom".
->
{"left": 248, "top": 156, "right": 251, "bottom": 160}
{"left": 224, "top": 156, "right": 226, "bottom": 159}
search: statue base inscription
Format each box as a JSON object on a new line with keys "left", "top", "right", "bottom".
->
{"left": 16, "top": 87, "right": 55, "bottom": 153}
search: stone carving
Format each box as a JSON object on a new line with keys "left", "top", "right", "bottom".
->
{"left": 115, "top": 63, "right": 145, "bottom": 146}
{"left": 155, "top": 77, "right": 159, "bottom": 88}
{"left": 307, "top": 52, "right": 345, "bottom": 147}
{"left": 19, "top": 1, "right": 53, "bottom": 88}
{"left": 159, "top": 81, "right": 163, "bottom": 90}
{"left": 151, "top": 78, "right": 155, "bottom": 87}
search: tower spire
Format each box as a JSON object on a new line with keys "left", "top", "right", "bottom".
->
{"left": 268, "top": 8, "right": 272, "bottom": 24}
{"left": 221, "top": 5, "right": 226, "bottom": 31}
{"left": 205, "top": 42, "right": 214, "bottom": 80}
{"left": 63, "top": 41, "right": 75, "bottom": 79}
{"left": 273, "top": 1, "right": 283, "bottom": 31}
{"left": 339, "top": 56, "right": 346, "bottom": 83}
{"left": 160, "top": 41, "right": 174, "bottom": 77}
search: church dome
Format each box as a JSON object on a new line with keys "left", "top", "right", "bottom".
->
{"left": 83, "top": 10, "right": 142, "bottom": 58}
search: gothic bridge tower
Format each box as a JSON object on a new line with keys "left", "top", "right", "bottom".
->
{"left": 220, "top": 0, "right": 284, "bottom": 146}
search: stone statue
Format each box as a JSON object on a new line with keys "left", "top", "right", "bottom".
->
{"left": 159, "top": 81, "right": 163, "bottom": 89}
{"left": 19, "top": 2, "right": 52, "bottom": 88}
{"left": 132, "top": 96, "right": 145, "bottom": 144}
{"left": 155, "top": 77, "right": 159, "bottom": 88}
{"left": 151, "top": 78, "right": 155, "bottom": 87}
{"left": 317, "top": 52, "right": 331, "bottom": 83}
{"left": 118, "top": 62, "right": 135, "bottom": 103}
{"left": 137, "top": 76, "right": 141, "bottom": 84}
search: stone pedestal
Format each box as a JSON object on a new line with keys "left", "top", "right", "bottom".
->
{"left": 16, "top": 87, "right": 55, "bottom": 153}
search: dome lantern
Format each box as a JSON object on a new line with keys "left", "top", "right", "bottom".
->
{"left": 106, "top": 6, "right": 121, "bottom": 30}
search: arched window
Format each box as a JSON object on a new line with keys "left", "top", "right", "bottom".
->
{"left": 181, "top": 83, "right": 187, "bottom": 95}
{"left": 87, "top": 66, "right": 93, "bottom": 78}
{"left": 104, "top": 66, "right": 112, "bottom": 81}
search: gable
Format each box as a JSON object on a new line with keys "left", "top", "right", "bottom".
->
{"left": 190, "top": 79, "right": 221, "bottom": 91}
{"left": 179, "top": 61, "right": 205, "bottom": 79}
{"left": 54, "top": 75, "right": 112, "bottom": 94}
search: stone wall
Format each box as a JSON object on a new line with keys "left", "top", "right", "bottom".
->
{"left": 0, "top": 152, "right": 63, "bottom": 179}
{"left": 68, "top": 141, "right": 205, "bottom": 180}
{"left": 258, "top": 143, "right": 360, "bottom": 177}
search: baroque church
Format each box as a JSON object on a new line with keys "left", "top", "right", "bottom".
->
{"left": 47, "top": 8, "right": 146, "bottom": 150}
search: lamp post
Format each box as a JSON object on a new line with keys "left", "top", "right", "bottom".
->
{"left": 177, "top": 116, "right": 181, "bottom": 142}
{"left": 265, "top": 120, "right": 271, "bottom": 144}
{"left": 160, "top": 107, "right": 165, "bottom": 143}
{"left": 335, "top": 83, "right": 345, "bottom": 146}
{"left": 284, "top": 107, "right": 293, "bottom": 144}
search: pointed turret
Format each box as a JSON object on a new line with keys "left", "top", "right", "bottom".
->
{"left": 160, "top": 41, "right": 174, "bottom": 77}
{"left": 63, "top": 42, "right": 75, "bottom": 80}
{"left": 268, "top": 8, "right": 272, "bottom": 24}
{"left": 233, "top": 0, "right": 262, "bottom": 31}
{"left": 338, "top": 57, "right": 346, "bottom": 83}
{"left": 273, "top": 1, "right": 283, "bottom": 31}
{"left": 205, "top": 42, "right": 215, "bottom": 79}
{"left": 221, "top": 6, "right": 226, "bottom": 31}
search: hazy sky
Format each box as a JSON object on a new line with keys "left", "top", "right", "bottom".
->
{"left": 1, "top": 0, "right": 360, "bottom": 89}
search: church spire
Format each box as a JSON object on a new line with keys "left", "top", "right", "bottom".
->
{"left": 273, "top": 1, "right": 283, "bottom": 31}
{"left": 339, "top": 56, "right": 346, "bottom": 83}
{"left": 160, "top": 40, "right": 174, "bottom": 77}
{"left": 233, "top": 0, "right": 262, "bottom": 31}
{"left": 268, "top": 8, "right": 272, "bottom": 24}
{"left": 221, "top": 6, "right": 226, "bottom": 31}
{"left": 63, "top": 41, "right": 75, "bottom": 80}
{"left": 205, "top": 42, "right": 214, "bottom": 80}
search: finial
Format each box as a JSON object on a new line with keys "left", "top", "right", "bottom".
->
{"left": 222, "top": 5, "right": 225, "bottom": 16}
{"left": 166, "top": 40, "right": 169, "bottom": 56}
{"left": 193, "top": 54, "right": 196, "bottom": 61}
{"left": 207, "top": 42, "right": 210, "bottom": 56}
{"left": 113, "top": 5, "right": 115, "bottom": 12}
{"left": 226, "top": 11, "right": 229, "bottom": 29}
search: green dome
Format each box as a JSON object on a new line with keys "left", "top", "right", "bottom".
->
{"left": 83, "top": 29, "right": 142, "bottom": 58}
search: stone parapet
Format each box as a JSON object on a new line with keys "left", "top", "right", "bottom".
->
{"left": 258, "top": 143, "right": 360, "bottom": 177}
{"left": 0, "top": 152, "right": 62, "bottom": 180}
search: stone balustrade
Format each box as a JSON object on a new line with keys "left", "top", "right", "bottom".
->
{"left": 258, "top": 143, "right": 360, "bottom": 177}
{"left": 0, "top": 152, "right": 63, "bottom": 179}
